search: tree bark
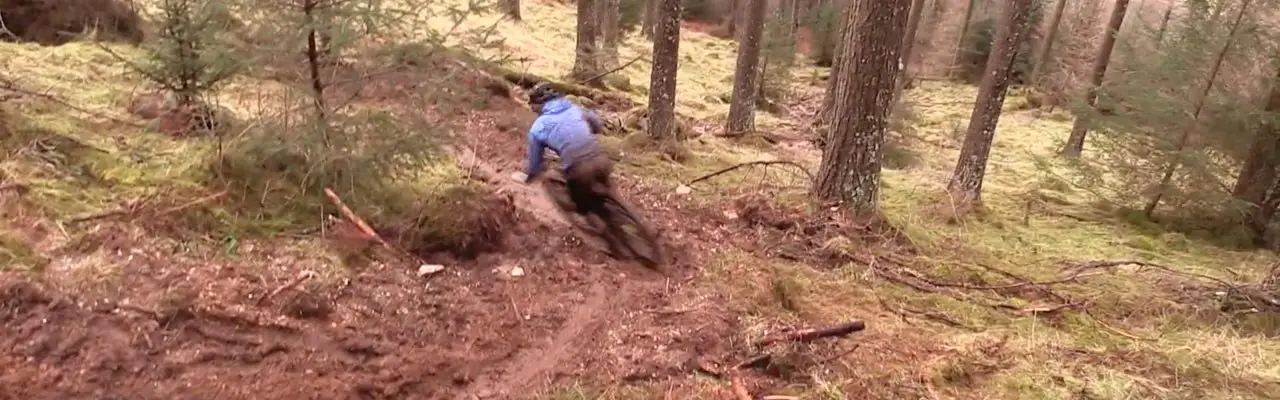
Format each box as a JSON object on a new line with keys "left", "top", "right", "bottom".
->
{"left": 812, "top": 0, "right": 909, "bottom": 215}
{"left": 647, "top": 0, "right": 681, "bottom": 139}
{"left": 724, "top": 0, "right": 769, "bottom": 136}
{"left": 643, "top": 0, "right": 657, "bottom": 40}
{"left": 1029, "top": 0, "right": 1066, "bottom": 84}
{"left": 1143, "top": 0, "right": 1252, "bottom": 218}
{"left": 1060, "top": 0, "right": 1130, "bottom": 158}
{"left": 950, "top": 0, "right": 978, "bottom": 76}
{"left": 810, "top": 0, "right": 841, "bottom": 66}
{"left": 599, "top": 0, "right": 621, "bottom": 69}
{"left": 572, "top": 0, "right": 602, "bottom": 80}
{"left": 816, "top": 6, "right": 851, "bottom": 126}
{"left": 503, "top": 0, "right": 522, "bottom": 21}
{"left": 947, "top": 0, "right": 1036, "bottom": 209}
{"left": 1235, "top": 67, "right": 1280, "bottom": 207}
{"left": 893, "top": 0, "right": 927, "bottom": 102}
{"left": 723, "top": 0, "right": 740, "bottom": 38}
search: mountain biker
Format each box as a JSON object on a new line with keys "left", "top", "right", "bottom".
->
{"left": 510, "top": 82, "right": 616, "bottom": 228}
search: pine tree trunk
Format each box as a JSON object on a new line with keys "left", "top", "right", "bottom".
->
{"left": 724, "top": 0, "right": 768, "bottom": 137}
{"left": 572, "top": 0, "right": 601, "bottom": 80}
{"left": 816, "top": 6, "right": 850, "bottom": 126}
{"left": 1060, "top": 0, "right": 1129, "bottom": 158}
{"left": 1143, "top": 0, "right": 1252, "bottom": 217}
{"left": 947, "top": 0, "right": 1036, "bottom": 209}
{"left": 647, "top": 0, "right": 681, "bottom": 139}
{"left": 723, "top": 0, "right": 740, "bottom": 38}
{"left": 643, "top": 0, "right": 657, "bottom": 40}
{"left": 1236, "top": 68, "right": 1280, "bottom": 207}
{"left": 812, "top": 0, "right": 909, "bottom": 215}
{"left": 503, "top": 0, "right": 522, "bottom": 21}
{"left": 1248, "top": 166, "right": 1280, "bottom": 244}
{"left": 599, "top": 0, "right": 621, "bottom": 69}
{"left": 893, "top": 0, "right": 926, "bottom": 102}
{"left": 811, "top": 0, "right": 840, "bottom": 66}
{"left": 1029, "top": 0, "right": 1066, "bottom": 85}
{"left": 950, "top": 0, "right": 978, "bottom": 76}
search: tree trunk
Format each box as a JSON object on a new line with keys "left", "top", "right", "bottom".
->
{"left": 724, "top": 0, "right": 769, "bottom": 136}
{"left": 599, "top": 0, "right": 621, "bottom": 69}
{"left": 1029, "top": 0, "right": 1066, "bottom": 84}
{"left": 643, "top": 0, "right": 656, "bottom": 40}
{"left": 1143, "top": 0, "right": 1252, "bottom": 218}
{"left": 893, "top": 0, "right": 927, "bottom": 102}
{"left": 1154, "top": 6, "right": 1172, "bottom": 48}
{"left": 503, "top": 0, "right": 522, "bottom": 21}
{"left": 811, "top": 0, "right": 840, "bottom": 66}
{"left": 1060, "top": 0, "right": 1130, "bottom": 158}
{"left": 816, "top": 6, "right": 851, "bottom": 126}
{"left": 572, "top": 0, "right": 601, "bottom": 80}
{"left": 812, "top": 0, "right": 910, "bottom": 215}
{"left": 947, "top": 0, "right": 1036, "bottom": 209}
{"left": 647, "top": 0, "right": 681, "bottom": 139}
{"left": 723, "top": 0, "right": 740, "bottom": 38}
{"left": 1235, "top": 68, "right": 1280, "bottom": 207}
{"left": 950, "top": 0, "right": 978, "bottom": 76}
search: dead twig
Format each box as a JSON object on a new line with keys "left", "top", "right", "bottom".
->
{"left": 257, "top": 270, "right": 316, "bottom": 306}
{"left": 756, "top": 320, "right": 866, "bottom": 347}
{"left": 323, "top": 187, "right": 392, "bottom": 250}
{"left": 687, "top": 160, "right": 815, "bottom": 187}
{"left": 153, "top": 190, "right": 226, "bottom": 217}
{"left": 576, "top": 55, "right": 648, "bottom": 86}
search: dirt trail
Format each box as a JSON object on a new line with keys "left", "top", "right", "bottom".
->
{"left": 0, "top": 90, "right": 729, "bottom": 399}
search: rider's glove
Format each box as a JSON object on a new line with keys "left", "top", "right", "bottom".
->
{"left": 509, "top": 171, "right": 529, "bottom": 183}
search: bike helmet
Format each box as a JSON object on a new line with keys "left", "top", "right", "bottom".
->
{"left": 527, "top": 82, "right": 560, "bottom": 105}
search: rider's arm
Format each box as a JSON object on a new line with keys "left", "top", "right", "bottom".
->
{"left": 524, "top": 118, "right": 548, "bottom": 183}
{"left": 583, "top": 109, "right": 604, "bottom": 135}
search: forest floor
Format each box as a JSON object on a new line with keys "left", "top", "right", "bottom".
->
{"left": 2, "top": 1, "right": 1280, "bottom": 399}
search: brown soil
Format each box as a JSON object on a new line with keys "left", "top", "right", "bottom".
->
{"left": 0, "top": 74, "right": 755, "bottom": 399}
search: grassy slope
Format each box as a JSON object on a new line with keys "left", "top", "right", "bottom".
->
{"left": 458, "top": 2, "right": 1280, "bottom": 399}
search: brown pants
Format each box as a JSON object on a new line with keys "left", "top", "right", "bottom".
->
{"left": 565, "top": 152, "right": 614, "bottom": 217}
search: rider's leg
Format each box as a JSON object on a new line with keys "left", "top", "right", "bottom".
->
{"left": 568, "top": 155, "right": 627, "bottom": 257}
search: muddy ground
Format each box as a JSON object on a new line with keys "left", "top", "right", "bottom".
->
{"left": 0, "top": 87, "right": 788, "bottom": 399}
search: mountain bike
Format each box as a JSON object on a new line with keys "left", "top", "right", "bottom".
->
{"left": 540, "top": 171, "right": 663, "bottom": 269}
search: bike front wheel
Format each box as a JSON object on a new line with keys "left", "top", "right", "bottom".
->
{"left": 600, "top": 196, "right": 663, "bottom": 269}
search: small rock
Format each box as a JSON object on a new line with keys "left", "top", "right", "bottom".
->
{"left": 675, "top": 184, "right": 692, "bottom": 195}
{"left": 509, "top": 266, "right": 525, "bottom": 277}
{"left": 417, "top": 264, "right": 446, "bottom": 276}
{"left": 723, "top": 211, "right": 739, "bottom": 220}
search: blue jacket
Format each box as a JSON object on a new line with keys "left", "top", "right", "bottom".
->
{"left": 524, "top": 97, "right": 602, "bottom": 180}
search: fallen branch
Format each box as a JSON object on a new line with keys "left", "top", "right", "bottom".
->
{"left": 257, "top": 270, "right": 316, "bottom": 306}
{"left": 687, "top": 160, "right": 815, "bottom": 187}
{"left": 153, "top": 190, "right": 226, "bottom": 217}
{"left": 323, "top": 188, "right": 391, "bottom": 250}
{"left": 489, "top": 64, "right": 631, "bottom": 107}
{"left": 0, "top": 182, "right": 27, "bottom": 194}
{"left": 576, "top": 55, "right": 648, "bottom": 86}
{"left": 756, "top": 320, "right": 866, "bottom": 347}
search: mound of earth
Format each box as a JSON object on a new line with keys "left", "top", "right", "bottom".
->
{"left": 0, "top": 0, "right": 143, "bottom": 45}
